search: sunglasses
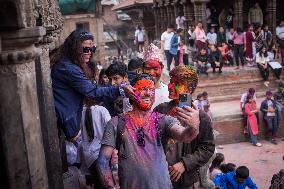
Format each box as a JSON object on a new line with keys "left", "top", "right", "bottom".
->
{"left": 83, "top": 46, "right": 96, "bottom": 54}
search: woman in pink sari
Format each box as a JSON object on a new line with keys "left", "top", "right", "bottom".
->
{"left": 245, "top": 95, "right": 262, "bottom": 147}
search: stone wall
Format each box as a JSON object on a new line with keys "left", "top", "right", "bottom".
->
{"left": 0, "top": 0, "right": 63, "bottom": 188}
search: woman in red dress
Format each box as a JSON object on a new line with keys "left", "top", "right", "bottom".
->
{"left": 245, "top": 25, "right": 256, "bottom": 66}
{"left": 245, "top": 95, "right": 262, "bottom": 147}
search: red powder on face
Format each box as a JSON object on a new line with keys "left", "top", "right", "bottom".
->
{"left": 133, "top": 80, "right": 155, "bottom": 92}
{"left": 133, "top": 79, "right": 155, "bottom": 110}
{"left": 144, "top": 60, "right": 162, "bottom": 79}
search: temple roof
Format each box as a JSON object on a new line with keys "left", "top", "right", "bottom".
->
{"left": 112, "top": 0, "right": 153, "bottom": 11}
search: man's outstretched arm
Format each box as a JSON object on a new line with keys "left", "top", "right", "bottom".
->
{"left": 170, "top": 106, "right": 200, "bottom": 143}
{"left": 96, "top": 145, "right": 116, "bottom": 189}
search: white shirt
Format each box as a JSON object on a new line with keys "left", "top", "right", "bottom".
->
{"left": 207, "top": 32, "right": 217, "bottom": 45}
{"left": 161, "top": 31, "right": 174, "bottom": 50}
{"left": 80, "top": 105, "right": 111, "bottom": 172}
{"left": 135, "top": 29, "right": 145, "bottom": 42}
{"left": 188, "top": 30, "right": 195, "bottom": 40}
{"left": 256, "top": 53, "right": 269, "bottom": 65}
{"left": 240, "top": 92, "right": 257, "bottom": 108}
{"left": 176, "top": 16, "right": 186, "bottom": 29}
{"left": 276, "top": 26, "right": 284, "bottom": 39}
{"left": 152, "top": 82, "right": 171, "bottom": 110}
{"left": 226, "top": 32, "right": 234, "bottom": 42}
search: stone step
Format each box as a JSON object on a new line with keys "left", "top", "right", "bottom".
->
{"left": 208, "top": 90, "right": 275, "bottom": 103}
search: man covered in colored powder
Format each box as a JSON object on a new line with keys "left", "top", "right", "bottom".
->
{"left": 154, "top": 65, "right": 215, "bottom": 189}
{"left": 143, "top": 43, "right": 171, "bottom": 110}
{"left": 96, "top": 74, "right": 200, "bottom": 189}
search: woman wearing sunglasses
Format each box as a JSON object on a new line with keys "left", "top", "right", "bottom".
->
{"left": 51, "top": 29, "right": 134, "bottom": 145}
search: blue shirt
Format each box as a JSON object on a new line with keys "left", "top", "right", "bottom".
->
{"left": 51, "top": 57, "right": 119, "bottom": 139}
{"left": 170, "top": 33, "right": 179, "bottom": 55}
{"left": 214, "top": 172, "right": 258, "bottom": 189}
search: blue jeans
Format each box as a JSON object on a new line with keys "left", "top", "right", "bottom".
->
{"left": 264, "top": 116, "right": 278, "bottom": 138}
{"left": 248, "top": 123, "right": 258, "bottom": 145}
{"left": 164, "top": 50, "right": 174, "bottom": 71}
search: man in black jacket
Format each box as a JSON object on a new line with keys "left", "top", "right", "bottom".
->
{"left": 154, "top": 65, "right": 215, "bottom": 189}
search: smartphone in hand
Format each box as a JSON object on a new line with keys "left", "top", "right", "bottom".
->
{"left": 178, "top": 93, "right": 192, "bottom": 108}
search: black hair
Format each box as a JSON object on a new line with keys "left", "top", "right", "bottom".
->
{"left": 84, "top": 98, "right": 96, "bottom": 142}
{"left": 202, "top": 91, "right": 208, "bottom": 96}
{"left": 236, "top": 27, "right": 243, "bottom": 34}
{"left": 236, "top": 166, "right": 249, "bottom": 179}
{"left": 130, "top": 74, "right": 154, "bottom": 86}
{"left": 220, "top": 163, "right": 236, "bottom": 173}
{"left": 259, "top": 46, "right": 268, "bottom": 58}
{"left": 246, "top": 94, "right": 253, "bottom": 103}
{"left": 167, "top": 24, "right": 175, "bottom": 29}
{"left": 128, "top": 58, "right": 144, "bottom": 72}
{"left": 138, "top": 25, "right": 142, "bottom": 30}
{"left": 226, "top": 163, "right": 237, "bottom": 172}
{"left": 62, "top": 29, "right": 94, "bottom": 66}
{"left": 177, "top": 28, "right": 183, "bottom": 33}
{"left": 209, "top": 153, "right": 225, "bottom": 173}
{"left": 98, "top": 68, "right": 108, "bottom": 85}
{"left": 197, "top": 93, "right": 203, "bottom": 99}
{"left": 105, "top": 62, "right": 128, "bottom": 77}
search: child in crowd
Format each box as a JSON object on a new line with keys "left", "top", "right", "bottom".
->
{"left": 219, "top": 42, "right": 234, "bottom": 66}
{"left": 209, "top": 153, "right": 225, "bottom": 180}
{"left": 210, "top": 45, "right": 223, "bottom": 73}
{"left": 196, "top": 48, "right": 210, "bottom": 75}
{"left": 207, "top": 27, "right": 217, "bottom": 47}
{"left": 245, "top": 95, "right": 262, "bottom": 147}
{"left": 80, "top": 98, "right": 115, "bottom": 188}
{"left": 98, "top": 69, "right": 110, "bottom": 86}
{"left": 214, "top": 166, "right": 258, "bottom": 189}
{"left": 202, "top": 91, "right": 210, "bottom": 109}
{"left": 220, "top": 163, "right": 237, "bottom": 174}
{"left": 127, "top": 58, "right": 143, "bottom": 84}
{"left": 193, "top": 93, "right": 203, "bottom": 110}
{"left": 105, "top": 62, "right": 132, "bottom": 116}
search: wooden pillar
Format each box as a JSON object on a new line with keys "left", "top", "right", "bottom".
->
{"left": 233, "top": 0, "right": 244, "bottom": 29}
{"left": 266, "top": 0, "right": 276, "bottom": 32}
{"left": 160, "top": 6, "right": 167, "bottom": 31}
{"left": 154, "top": 7, "right": 160, "bottom": 39}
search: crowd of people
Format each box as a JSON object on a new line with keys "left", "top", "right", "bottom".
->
{"left": 50, "top": 23, "right": 284, "bottom": 188}
{"left": 160, "top": 20, "right": 284, "bottom": 87}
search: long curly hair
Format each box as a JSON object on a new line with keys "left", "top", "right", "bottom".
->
{"left": 50, "top": 29, "right": 94, "bottom": 67}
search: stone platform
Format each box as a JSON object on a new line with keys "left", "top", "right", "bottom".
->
{"left": 162, "top": 65, "right": 284, "bottom": 144}
{"left": 199, "top": 66, "right": 284, "bottom": 144}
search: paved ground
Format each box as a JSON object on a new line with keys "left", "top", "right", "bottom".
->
{"left": 217, "top": 140, "right": 284, "bottom": 189}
